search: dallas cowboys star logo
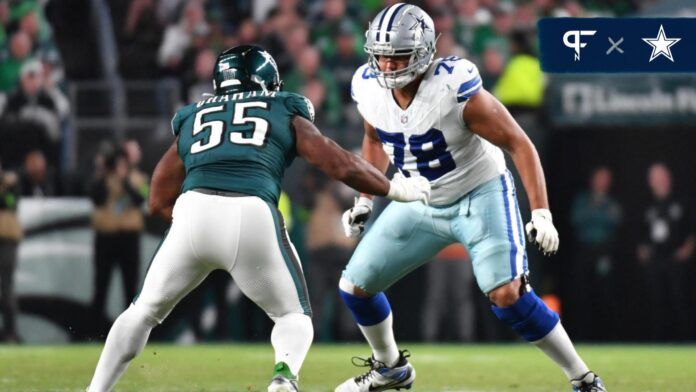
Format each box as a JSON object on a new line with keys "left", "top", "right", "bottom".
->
{"left": 409, "top": 14, "right": 430, "bottom": 32}
{"left": 642, "top": 24, "right": 681, "bottom": 62}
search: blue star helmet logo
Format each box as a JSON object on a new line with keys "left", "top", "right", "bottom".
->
{"left": 409, "top": 14, "right": 430, "bottom": 32}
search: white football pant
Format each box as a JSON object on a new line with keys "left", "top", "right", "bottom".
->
{"left": 88, "top": 190, "right": 312, "bottom": 391}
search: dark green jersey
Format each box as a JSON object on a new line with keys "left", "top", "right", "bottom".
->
{"left": 172, "top": 90, "right": 315, "bottom": 205}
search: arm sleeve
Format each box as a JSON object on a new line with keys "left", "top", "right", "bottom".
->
{"left": 285, "top": 93, "right": 315, "bottom": 123}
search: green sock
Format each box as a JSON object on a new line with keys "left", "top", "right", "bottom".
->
{"left": 273, "top": 362, "right": 297, "bottom": 380}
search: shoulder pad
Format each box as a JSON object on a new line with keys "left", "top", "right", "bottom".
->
{"left": 350, "top": 63, "right": 379, "bottom": 105}
{"left": 431, "top": 56, "right": 482, "bottom": 103}
{"left": 351, "top": 63, "right": 384, "bottom": 124}
{"left": 171, "top": 103, "right": 197, "bottom": 137}
{"left": 284, "top": 92, "right": 315, "bottom": 123}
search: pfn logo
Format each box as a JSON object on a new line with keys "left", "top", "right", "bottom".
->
{"left": 563, "top": 30, "right": 597, "bottom": 61}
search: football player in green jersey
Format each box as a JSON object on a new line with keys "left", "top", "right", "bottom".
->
{"left": 87, "top": 45, "right": 431, "bottom": 392}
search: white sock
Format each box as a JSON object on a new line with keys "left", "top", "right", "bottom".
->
{"left": 271, "top": 313, "right": 313, "bottom": 376}
{"left": 533, "top": 322, "right": 590, "bottom": 380}
{"left": 358, "top": 313, "right": 400, "bottom": 367}
{"left": 88, "top": 304, "right": 159, "bottom": 391}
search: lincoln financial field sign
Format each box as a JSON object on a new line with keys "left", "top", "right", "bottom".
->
{"left": 547, "top": 75, "right": 696, "bottom": 126}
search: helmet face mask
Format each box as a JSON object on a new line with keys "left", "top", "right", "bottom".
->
{"left": 213, "top": 45, "right": 283, "bottom": 95}
{"left": 366, "top": 47, "right": 433, "bottom": 89}
{"left": 364, "top": 4, "right": 437, "bottom": 89}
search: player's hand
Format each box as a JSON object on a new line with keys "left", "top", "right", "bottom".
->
{"left": 342, "top": 197, "right": 373, "bottom": 237}
{"left": 525, "top": 209, "right": 559, "bottom": 256}
{"left": 386, "top": 173, "right": 431, "bottom": 204}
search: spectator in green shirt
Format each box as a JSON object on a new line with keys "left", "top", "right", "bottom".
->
{"left": 0, "top": 31, "right": 32, "bottom": 92}
{"left": 284, "top": 45, "right": 342, "bottom": 126}
{"left": 569, "top": 167, "right": 622, "bottom": 340}
{"left": 310, "top": 0, "right": 361, "bottom": 60}
{"left": 0, "top": 1, "right": 9, "bottom": 47}
{"left": 324, "top": 22, "right": 364, "bottom": 106}
{"left": 471, "top": 3, "right": 513, "bottom": 60}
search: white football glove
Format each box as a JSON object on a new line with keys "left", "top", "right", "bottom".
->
{"left": 386, "top": 173, "right": 431, "bottom": 203}
{"left": 341, "top": 174, "right": 430, "bottom": 238}
{"left": 342, "top": 197, "right": 373, "bottom": 237}
{"left": 525, "top": 208, "right": 559, "bottom": 256}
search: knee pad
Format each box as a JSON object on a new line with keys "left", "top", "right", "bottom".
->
{"left": 338, "top": 280, "right": 391, "bottom": 327}
{"left": 490, "top": 289, "right": 559, "bottom": 342}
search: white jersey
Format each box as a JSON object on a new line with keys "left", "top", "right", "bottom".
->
{"left": 351, "top": 56, "right": 506, "bottom": 205}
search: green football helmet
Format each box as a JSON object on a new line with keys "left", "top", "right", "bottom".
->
{"left": 213, "top": 45, "right": 283, "bottom": 95}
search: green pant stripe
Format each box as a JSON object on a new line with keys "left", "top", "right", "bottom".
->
{"left": 267, "top": 203, "right": 312, "bottom": 316}
{"left": 132, "top": 226, "right": 171, "bottom": 304}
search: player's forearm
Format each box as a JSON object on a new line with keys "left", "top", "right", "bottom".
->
{"left": 149, "top": 193, "right": 172, "bottom": 218}
{"left": 359, "top": 136, "right": 390, "bottom": 199}
{"left": 149, "top": 173, "right": 181, "bottom": 220}
{"left": 148, "top": 184, "right": 176, "bottom": 221}
{"left": 464, "top": 90, "right": 549, "bottom": 210}
{"left": 509, "top": 137, "right": 549, "bottom": 211}
{"left": 150, "top": 203, "right": 173, "bottom": 222}
{"left": 161, "top": 205, "right": 174, "bottom": 222}
{"left": 325, "top": 145, "right": 390, "bottom": 197}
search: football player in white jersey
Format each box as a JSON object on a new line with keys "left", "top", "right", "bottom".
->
{"left": 335, "top": 4, "right": 607, "bottom": 392}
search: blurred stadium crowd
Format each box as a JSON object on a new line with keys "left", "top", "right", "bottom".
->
{"left": 1, "top": 0, "right": 694, "bottom": 344}
{"left": 0, "top": 0, "right": 645, "bottom": 167}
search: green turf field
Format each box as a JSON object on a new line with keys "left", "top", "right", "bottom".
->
{"left": 1, "top": 343, "right": 695, "bottom": 391}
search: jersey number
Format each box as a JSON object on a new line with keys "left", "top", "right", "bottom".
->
{"left": 434, "top": 56, "right": 461, "bottom": 76}
{"left": 376, "top": 128, "right": 456, "bottom": 181}
{"left": 191, "top": 102, "right": 269, "bottom": 154}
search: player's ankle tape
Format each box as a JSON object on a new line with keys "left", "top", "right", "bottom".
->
{"left": 338, "top": 289, "right": 391, "bottom": 326}
{"left": 490, "top": 289, "right": 559, "bottom": 342}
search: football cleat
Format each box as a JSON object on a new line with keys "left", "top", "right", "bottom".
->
{"left": 571, "top": 371, "right": 607, "bottom": 392}
{"left": 268, "top": 362, "right": 299, "bottom": 392}
{"left": 334, "top": 350, "right": 416, "bottom": 392}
